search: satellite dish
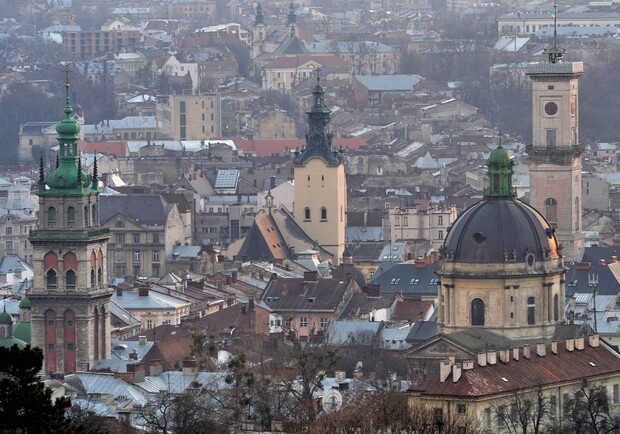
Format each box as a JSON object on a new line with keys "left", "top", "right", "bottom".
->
{"left": 322, "top": 389, "right": 342, "bottom": 413}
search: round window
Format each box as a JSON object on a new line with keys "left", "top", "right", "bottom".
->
{"left": 544, "top": 102, "right": 558, "bottom": 116}
{"left": 526, "top": 254, "right": 535, "bottom": 266}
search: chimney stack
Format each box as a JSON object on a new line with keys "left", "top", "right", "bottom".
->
{"left": 512, "top": 347, "right": 520, "bottom": 361}
{"left": 566, "top": 338, "right": 575, "bottom": 351}
{"left": 452, "top": 364, "right": 462, "bottom": 383}
{"left": 182, "top": 360, "right": 198, "bottom": 376}
{"left": 477, "top": 352, "right": 487, "bottom": 367}
{"left": 139, "top": 335, "right": 147, "bottom": 346}
{"left": 499, "top": 349, "right": 510, "bottom": 363}
{"left": 462, "top": 360, "right": 474, "bottom": 370}
{"left": 575, "top": 337, "right": 585, "bottom": 350}
{"left": 589, "top": 334, "right": 600, "bottom": 348}
{"left": 303, "top": 271, "right": 318, "bottom": 282}
{"left": 138, "top": 286, "right": 149, "bottom": 297}
{"left": 551, "top": 341, "right": 558, "bottom": 354}
{"left": 536, "top": 343, "right": 546, "bottom": 357}
{"left": 127, "top": 363, "right": 145, "bottom": 383}
{"left": 116, "top": 287, "right": 123, "bottom": 296}
{"left": 487, "top": 351, "right": 497, "bottom": 365}
{"left": 439, "top": 360, "right": 452, "bottom": 382}
{"left": 149, "top": 359, "right": 163, "bottom": 376}
{"left": 523, "top": 346, "right": 531, "bottom": 359}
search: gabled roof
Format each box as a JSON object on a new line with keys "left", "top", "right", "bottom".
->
{"left": 338, "top": 293, "right": 397, "bottom": 319}
{"left": 236, "top": 210, "right": 290, "bottom": 261}
{"left": 410, "top": 340, "right": 620, "bottom": 398}
{"left": 261, "top": 275, "right": 354, "bottom": 312}
{"left": 100, "top": 194, "right": 173, "bottom": 226}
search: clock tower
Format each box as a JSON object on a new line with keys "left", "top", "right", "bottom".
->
{"left": 29, "top": 76, "right": 113, "bottom": 375}
{"left": 526, "top": 27, "right": 584, "bottom": 262}
{"left": 293, "top": 78, "right": 346, "bottom": 265}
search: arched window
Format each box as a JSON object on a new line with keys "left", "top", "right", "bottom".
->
{"left": 67, "top": 207, "right": 75, "bottom": 225}
{"left": 304, "top": 207, "right": 311, "bottom": 221}
{"left": 98, "top": 268, "right": 103, "bottom": 286}
{"left": 84, "top": 206, "right": 89, "bottom": 227}
{"left": 66, "top": 269, "right": 76, "bottom": 290}
{"left": 46, "top": 269, "right": 57, "bottom": 289}
{"left": 553, "top": 294, "right": 559, "bottom": 322}
{"left": 115, "top": 220, "right": 125, "bottom": 228}
{"left": 544, "top": 198, "right": 557, "bottom": 225}
{"left": 48, "top": 206, "right": 57, "bottom": 225}
{"left": 527, "top": 296, "right": 536, "bottom": 325}
{"left": 92, "top": 204, "right": 97, "bottom": 226}
{"left": 91, "top": 269, "right": 96, "bottom": 289}
{"left": 493, "top": 174, "right": 500, "bottom": 192}
{"left": 471, "top": 298, "right": 485, "bottom": 326}
{"left": 321, "top": 207, "right": 327, "bottom": 221}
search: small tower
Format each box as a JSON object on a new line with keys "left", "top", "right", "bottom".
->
{"left": 526, "top": 4, "right": 584, "bottom": 262}
{"left": 294, "top": 78, "right": 346, "bottom": 265}
{"left": 286, "top": 1, "right": 298, "bottom": 37}
{"left": 252, "top": 2, "right": 267, "bottom": 58}
{"left": 29, "top": 71, "right": 113, "bottom": 375}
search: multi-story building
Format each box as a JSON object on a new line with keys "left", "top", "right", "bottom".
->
{"left": 156, "top": 93, "right": 221, "bottom": 140}
{"left": 498, "top": 11, "right": 620, "bottom": 36}
{"left": 0, "top": 177, "right": 37, "bottom": 263}
{"left": 262, "top": 55, "right": 351, "bottom": 91}
{"left": 63, "top": 30, "right": 140, "bottom": 60}
{"left": 29, "top": 87, "right": 113, "bottom": 374}
{"left": 100, "top": 194, "right": 191, "bottom": 279}
{"left": 385, "top": 201, "right": 457, "bottom": 249}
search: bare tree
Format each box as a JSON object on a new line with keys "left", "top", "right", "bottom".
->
{"left": 559, "top": 382, "right": 620, "bottom": 434}
{"left": 494, "top": 385, "right": 551, "bottom": 434}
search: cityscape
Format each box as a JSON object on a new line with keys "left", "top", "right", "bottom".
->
{"left": 1, "top": 0, "right": 620, "bottom": 432}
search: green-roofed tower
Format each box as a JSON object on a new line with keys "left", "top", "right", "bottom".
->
{"left": 293, "top": 78, "right": 346, "bottom": 265}
{"left": 29, "top": 69, "right": 113, "bottom": 376}
{"left": 484, "top": 134, "right": 517, "bottom": 198}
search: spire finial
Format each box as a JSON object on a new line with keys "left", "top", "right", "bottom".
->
{"left": 55, "top": 153, "right": 59, "bottom": 169}
{"left": 77, "top": 152, "right": 82, "bottom": 184}
{"left": 498, "top": 130, "right": 504, "bottom": 147}
{"left": 39, "top": 154, "right": 44, "bottom": 184}
{"left": 63, "top": 64, "right": 73, "bottom": 116}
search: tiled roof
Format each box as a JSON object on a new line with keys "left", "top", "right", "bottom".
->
{"left": 228, "top": 136, "right": 367, "bottom": 157}
{"left": 370, "top": 262, "right": 439, "bottom": 296}
{"left": 78, "top": 140, "right": 128, "bottom": 157}
{"left": 392, "top": 300, "right": 434, "bottom": 322}
{"left": 339, "top": 293, "right": 396, "bottom": 319}
{"left": 410, "top": 340, "right": 620, "bottom": 398}
{"left": 100, "top": 194, "right": 171, "bottom": 226}
{"left": 262, "top": 276, "right": 354, "bottom": 312}
{"left": 326, "top": 320, "right": 382, "bottom": 345}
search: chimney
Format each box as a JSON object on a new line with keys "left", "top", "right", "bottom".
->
{"left": 589, "top": 334, "right": 600, "bottom": 348}
{"left": 462, "top": 360, "right": 474, "bottom": 370}
{"left": 303, "top": 271, "right": 318, "bottom": 282}
{"left": 452, "top": 363, "right": 462, "bottom": 383}
{"left": 270, "top": 272, "right": 277, "bottom": 280}
{"left": 599, "top": 259, "right": 607, "bottom": 265}
{"left": 182, "top": 360, "right": 198, "bottom": 376}
{"left": 477, "top": 352, "right": 487, "bottom": 367}
{"left": 127, "top": 363, "right": 145, "bottom": 383}
{"left": 439, "top": 360, "right": 452, "bottom": 382}
{"left": 536, "top": 343, "right": 546, "bottom": 357}
{"left": 139, "top": 335, "right": 147, "bottom": 346}
{"left": 129, "top": 348, "right": 138, "bottom": 360}
{"left": 249, "top": 298, "right": 255, "bottom": 311}
{"left": 566, "top": 338, "right": 575, "bottom": 351}
{"left": 270, "top": 175, "right": 276, "bottom": 189}
{"left": 414, "top": 258, "right": 426, "bottom": 268}
{"left": 487, "top": 351, "right": 497, "bottom": 365}
{"left": 366, "top": 284, "right": 381, "bottom": 297}
{"left": 149, "top": 359, "right": 163, "bottom": 376}
{"left": 523, "top": 346, "right": 531, "bottom": 359}
{"left": 575, "top": 336, "right": 585, "bottom": 350}
{"left": 499, "top": 349, "right": 510, "bottom": 363}
{"left": 116, "top": 287, "right": 123, "bottom": 296}
{"left": 551, "top": 341, "right": 558, "bottom": 354}
{"left": 138, "top": 286, "right": 149, "bottom": 297}
{"left": 259, "top": 271, "right": 264, "bottom": 280}
{"left": 512, "top": 347, "right": 520, "bottom": 361}
{"left": 231, "top": 271, "right": 238, "bottom": 283}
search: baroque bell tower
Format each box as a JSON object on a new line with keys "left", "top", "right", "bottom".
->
{"left": 293, "top": 78, "right": 346, "bottom": 265}
{"left": 29, "top": 73, "right": 113, "bottom": 375}
{"left": 526, "top": 5, "right": 584, "bottom": 262}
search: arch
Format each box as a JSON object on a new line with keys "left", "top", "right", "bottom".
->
{"left": 67, "top": 206, "right": 76, "bottom": 225}
{"left": 63, "top": 252, "right": 77, "bottom": 271}
{"left": 90, "top": 251, "right": 97, "bottom": 268}
{"left": 97, "top": 249, "right": 104, "bottom": 268}
{"left": 321, "top": 207, "right": 327, "bottom": 221}
{"left": 544, "top": 198, "right": 557, "bottom": 225}
{"left": 527, "top": 296, "right": 536, "bottom": 325}
{"left": 471, "top": 298, "right": 485, "bottom": 326}
{"left": 44, "top": 251, "right": 58, "bottom": 270}
{"left": 46, "top": 269, "right": 57, "bottom": 289}
{"left": 66, "top": 269, "right": 76, "bottom": 290}
{"left": 553, "top": 294, "right": 559, "bottom": 322}
{"left": 304, "top": 207, "right": 311, "bottom": 220}
{"left": 47, "top": 206, "right": 57, "bottom": 225}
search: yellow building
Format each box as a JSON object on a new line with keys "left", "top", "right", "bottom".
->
{"left": 156, "top": 93, "right": 221, "bottom": 140}
{"left": 293, "top": 79, "right": 346, "bottom": 265}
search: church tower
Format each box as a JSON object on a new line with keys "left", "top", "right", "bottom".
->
{"left": 286, "top": 1, "right": 298, "bottom": 37}
{"left": 29, "top": 75, "right": 113, "bottom": 375}
{"left": 526, "top": 9, "right": 584, "bottom": 262}
{"left": 252, "top": 2, "right": 267, "bottom": 59}
{"left": 294, "top": 79, "right": 346, "bottom": 265}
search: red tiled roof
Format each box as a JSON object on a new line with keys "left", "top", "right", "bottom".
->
{"left": 410, "top": 341, "right": 620, "bottom": 398}
{"left": 265, "top": 54, "right": 350, "bottom": 69}
{"left": 392, "top": 300, "right": 433, "bottom": 322}
{"left": 78, "top": 140, "right": 128, "bottom": 157}
{"left": 222, "top": 136, "right": 367, "bottom": 157}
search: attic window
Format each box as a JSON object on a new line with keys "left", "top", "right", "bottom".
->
{"left": 589, "top": 362, "right": 596, "bottom": 367}
{"left": 391, "top": 278, "right": 400, "bottom": 285}
{"left": 308, "top": 297, "right": 316, "bottom": 303}
{"left": 410, "top": 278, "right": 420, "bottom": 285}
{"left": 501, "top": 377, "right": 508, "bottom": 382}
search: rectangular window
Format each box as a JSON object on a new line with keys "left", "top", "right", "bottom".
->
{"left": 299, "top": 317, "right": 308, "bottom": 328}
{"left": 438, "top": 215, "right": 443, "bottom": 225}
{"left": 285, "top": 317, "right": 291, "bottom": 328}
{"left": 5, "top": 241, "right": 12, "bottom": 251}
{"left": 133, "top": 251, "right": 141, "bottom": 260}
{"left": 320, "top": 317, "right": 328, "bottom": 329}
{"left": 456, "top": 403, "right": 466, "bottom": 414}
{"left": 152, "top": 264, "right": 160, "bottom": 277}
{"left": 438, "top": 230, "right": 444, "bottom": 240}
{"left": 47, "top": 343, "right": 55, "bottom": 350}
{"left": 133, "top": 233, "right": 140, "bottom": 243}
{"left": 5, "top": 227, "right": 12, "bottom": 235}
{"left": 153, "top": 233, "right": 160, "bottom": 244}
{"left": 67, "top": 343, "right": 74, "bottom": 350}
{"left": 550, "top": 395, "right": 557, "bottom": 416}
{"left": 546, "top": 129, "right": 557, "bottom": 148}
{"left": 231, "top": 219, "right": 240, "bottom": 240}
{"left": 147, "top": 319, "right": 153, "bottom": 329}
{"left": 152, "top": 251, "right": 159, "bottom": 261}
{"left": 614, "top": 384, "right": 619, "bottom": 404}
{"left": 115, "top": 233, "right": 125, "bottom": 244}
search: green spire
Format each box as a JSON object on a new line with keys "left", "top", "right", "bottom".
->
{"left": 293, "top": 76, "right": 343, "bottom": 167}
{"left": 0, "top": 305, "right": 12, "bottom": 325}
{"left": 287, "top": 1, "right": 296, "bottom": 25}
{"left": 255, "top": 2, "right": 264, "bottom": 25}
{"left": 41, "top": 67, "right": 96, "bottom": 196}
{"left": 485, "top": 132, "right": 516, "bottom": 197}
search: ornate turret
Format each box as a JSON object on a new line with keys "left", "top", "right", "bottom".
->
{"left": 255, "top": 2, "right": 264, "bottom": 25}
{"left": 287, "top": 1, "right": 296, "bottom": 26}
{"left": 41, "top": 70, "right": 95, "bottom": 195}
{"left": 293, "top": 77, "right": 343, "bottom": 167}
{"left": 484, "top": 134, "right": 516, "bottom": 198}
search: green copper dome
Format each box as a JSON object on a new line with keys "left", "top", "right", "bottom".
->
{"left": 18, "top": 296, "right": 30, "bottom": 309}
{"left": 13, "top": 322, "right": 31, "bottom": 344}
{"left": 0, "top": 307, "right": 13, "bottom": 325}
{"left": 484, "top": 137, "right": 516, "bottom": 198}
{"left": 0, "top": 337, "right": 27, "bottom": 350}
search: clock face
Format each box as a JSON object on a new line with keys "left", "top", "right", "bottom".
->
{"left": 545, "top": 102, "right": 558, "bottom": 116}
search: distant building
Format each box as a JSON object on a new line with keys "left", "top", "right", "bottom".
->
{"left": 156, "top": 94, "right": 221, "bottom": 141}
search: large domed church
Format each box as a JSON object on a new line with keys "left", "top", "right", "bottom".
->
{"left": 436, "top": 141, "right": 566, "bottom": 340}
